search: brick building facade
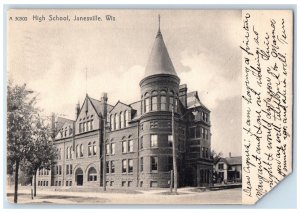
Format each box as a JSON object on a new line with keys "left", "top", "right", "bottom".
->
{"left": 36, "top": 22, "right": 213, "bottom": 189}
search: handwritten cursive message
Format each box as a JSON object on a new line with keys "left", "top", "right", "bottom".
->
{"left": 241, "top": 10, "right": 293, "bottom": 204}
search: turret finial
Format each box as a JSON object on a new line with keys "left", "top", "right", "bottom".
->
{"left": 157, "top": 14, "right": 161, "bottom": 37}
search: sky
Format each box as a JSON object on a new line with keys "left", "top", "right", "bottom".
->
{"left": 8, "top": 9, "right": 242, "bottom": 156}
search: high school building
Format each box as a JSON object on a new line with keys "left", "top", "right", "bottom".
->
{"left": 36, "top": 21, "right": 213, "bottom": 189}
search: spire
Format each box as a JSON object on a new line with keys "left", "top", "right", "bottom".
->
{"left": 143, "top": 16, "right": 178, "bottom": 79}
{"left": 157, "top": 14, "right": 161, "bottom": 37}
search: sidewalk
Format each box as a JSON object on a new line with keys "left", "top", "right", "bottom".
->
{"left": 6, "top": 186, "right": 242, "bottom": 205}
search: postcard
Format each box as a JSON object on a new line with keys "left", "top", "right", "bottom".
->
{"left": 6, "top": 9, "right": 293, "bottom": 205}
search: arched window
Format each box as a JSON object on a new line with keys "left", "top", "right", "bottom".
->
{"left": 88, "top": 142, "right": 92, "bottom": 156}
{"left": 110, "top": 114, "right": 114, "bottom": 131}
{"left": 87, "top": 167, "right": 97, "bottom": 181}
{"left": 93, "top": 141, "right": 97, "bottom": 155}
{"left": 115, "top": 113, "right": 119, "bottom": 130}
{"left": 76, "top": 145, "right": 80, "bottom": 158}
{"left": 151, "top": 91, "right": 158, "bottom": 111}
{"left": 144, "top": 92, "right": 150, "bottom": 113}
{"left": 160, "top": 90, "right": 167, "bottom": 111}
{"left": 120, "top": 111, "right": 124, "bottom": 128}
{"left": 80, "top": 144, "right": 83, "bottom": 157}
{"left": 169, "top": 91, "right": 174, "bottom": 111}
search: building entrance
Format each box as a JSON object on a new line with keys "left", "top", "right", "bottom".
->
{"left": 75, "top": 168, "right": 83, "bottom": 186}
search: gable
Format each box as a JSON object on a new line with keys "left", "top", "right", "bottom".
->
{"left": 109, "top": 101, "right": 132, "bottom": 114}
{"left": 75, "top": 96, "right": 100, "bottom": 133}
{"left": 55, "top": 120, "right": 74, "bottom": 140}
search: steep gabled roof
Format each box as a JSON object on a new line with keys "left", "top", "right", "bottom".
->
{"left": 88, "top": 96, "right": 113, "bottom": 116}
{"left": 187, "top": 91, "right": 210, "bottom": 112}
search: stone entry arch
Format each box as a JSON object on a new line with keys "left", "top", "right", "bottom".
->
{"left": 75, "top": 167, "right": 84, "bottom": 186}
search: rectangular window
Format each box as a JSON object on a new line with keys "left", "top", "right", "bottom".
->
{"left": 69, "top": 181, "right": 72, "bottom": 186}
{"left": 70, "top": 164, "right": 73, "bottom": 175}
{"left": 168, "top": 157, "right": 173, "bottom": 171}
{"left": 168, "top": 135, "right": 173, "bottom": 147}
{"left": 111, "top": 161, "right": 115, "bottom": 173}
{"left": 161, "top": 96, "right": 167, "bottom": 111}
{"left": 169, "top": 97, "right": 174, "bottom": 111}
{"left": 190, "top": 127, "right": 196, "bottom": 138}
{"left": 106, "top": 144, "right": 110, "bottom": 155}
{"left": 122, "top": 141, "right": 127, "bottom": 153}
{"left": 38, "top": 181, "right": 40, "bottom": 186}
{"left": 106, "top": 161, "right": 109, "bottom": 173}
{"left": 122, "top": 160, "right": 127, "bottom": 173}
{"left": 86, "top": 121, "right": 90, "bottom": 131}
{"left": 59, "top": 165, "right": 62, "bottom": 175}
{"left": 122, "top": 181, "right": 126, "bottom": 187}
{"left": 151, "top": 156, "right": 158, "bottom": 172}
{"left": 83, "top": 122, "right": 86, "bottom": 132}
{"left": 128, "top": 181, "right": 133, "bottom": 187}
{"left": 201, "top": 127, "right": 204, "bottom": 138}
{"left": 218, "top": 163, "right": 224, "bottom": 170}
{"left": 79, "top": 123, "right": 82, "bottom": 133}
{"left": 140, "top": 181, "right": 143, "bottom": 187}
{"left": 152, "top": 96, "right": 157, "bottom": 111}
{"left": 128, "top": 140, "right": 133, "bottom": 152}
{"left": 150, "top": 135, "right": 158, "bottom": 148}
{"left": 111, "top": 143, "right": 115, "bottom": 155}
{"left": 66, "top": 181, "right": 68, "bottom": 186}
{"left": 128, "top": 159, "right": 133, "bottom": 173}
{"left": 110, "top": 181, "right": 114, "bottom": 186}
{"left": 140, "top": 157, "right": 143, "bottom": 172}
{"left": 66, "top": 165, "right": 69, "bottom": 175}
{"left": 93, "top": 143, "right": 97, "bottom": 155}
{"left": 90, "top": 120, "right": 94, "bottom": 130}
{"left": 196, "top": 126, "right": 201, "bottom": 138}
{"left": 140, "top": 136, "right": 143, "bottom": 149}
{"left": 145, "top": 98, "right": 150, "bottom": 112}
{"left": 202, "top": 147, "right": 205, "bottom": 158}
{"left": 88, "top": 145, "right": 92, "bottom": 156}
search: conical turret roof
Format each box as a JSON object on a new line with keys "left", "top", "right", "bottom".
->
{"left": 143, "top": 28, "right": 178, "bottom": 79}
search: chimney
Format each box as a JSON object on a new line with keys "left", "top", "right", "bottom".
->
{"left": 101, "top": 92, "right": 108, "bottom": 118}
{"left": 229, "top": 152, "right": 232, "bottom": 158}
{"left": 179, "top": 84, "right": 187, "bottom": 108}
{"left": 76, "top": 101, "right": 80, "bottom": 119}
{"left": 51, "top": 112, "right": 56, "bottom": 139}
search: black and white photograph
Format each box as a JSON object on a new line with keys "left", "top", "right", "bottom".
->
{"left": 5, "top": 8, "right": 294, "bottom": 205}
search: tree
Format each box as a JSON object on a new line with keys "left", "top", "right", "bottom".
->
{"left": 7, "top": 82, "right": 37, "bottom": 203}
{"left": 211, "top": 149, "right": 223, "bottom": 184}
{"left": 7, "top": 81, "right": 57, "bottom": 202}
{"left": 25, "top": 116, "right": 57, "bottom": 197}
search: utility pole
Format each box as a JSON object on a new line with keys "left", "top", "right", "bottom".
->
{"left": 102, "top": 93, "right": 108, "bottom": 191}
{"left": 172, "top": 108, "right": 178, "bottom": 194}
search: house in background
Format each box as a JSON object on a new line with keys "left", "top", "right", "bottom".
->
{"left": 213, "top": 153, "right": 242, "bottom": 184}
